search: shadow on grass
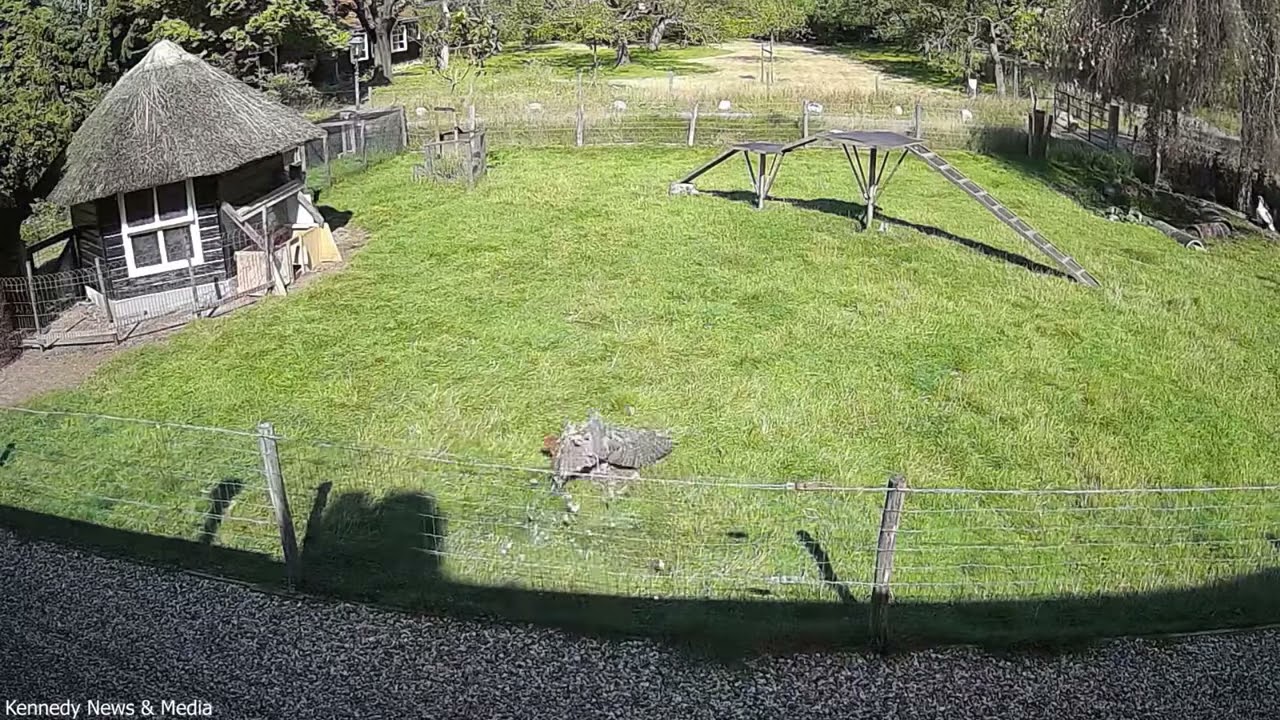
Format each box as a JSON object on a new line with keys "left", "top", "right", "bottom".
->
{"left": 488, "top": 46, "right": 719, "bottom": 78}
{"left": 706, "top": 189, "right": 1069, "bottom": 281}
{"left": 828, "top": 43, "right": 958, "bottom": 89}
{"left": 3, "top": 499, "right": 1278, "bottom": 658}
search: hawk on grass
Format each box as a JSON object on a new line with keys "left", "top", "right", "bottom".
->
{"left": 542, "top": 411, "right": 674, "bottom": 492}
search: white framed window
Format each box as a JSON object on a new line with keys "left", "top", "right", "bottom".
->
{"left": 117, "top": 180, "right": 204, "bottom": 278}
{"left": 349, "top": 31, "right": 369, "bottom": 62}
{"left": 392, "top": 24, "right": 410, "bottom": 53}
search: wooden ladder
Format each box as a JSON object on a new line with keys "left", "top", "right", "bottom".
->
{"left": 908, "top": 147, "right": 1101, "bottom": 287}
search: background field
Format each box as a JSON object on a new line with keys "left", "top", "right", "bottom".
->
{"left": 4, "top": 146, "right": 1279, "bottom": 647}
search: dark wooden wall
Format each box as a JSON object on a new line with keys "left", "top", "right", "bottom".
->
{"left": 91, "top": 176, "right": 229, "bottom": 300}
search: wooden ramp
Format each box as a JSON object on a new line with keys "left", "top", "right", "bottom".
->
{"left": 907, "top": 146, "right": 1100, "bottom": 287}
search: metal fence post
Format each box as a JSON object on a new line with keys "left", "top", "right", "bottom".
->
{"left": 687, "top": 102, "right": 699, "bottom": 147}
{"left": 870, "top": 473, "right": 908, "bottom": 652}
{"left": 258, "top": 421, "right": 301, "bottom": 587}
{"left": 913, "top": 100, "right": 924, "bottom": 140}
{"left": 93, "top": 258, "right": 118, "bottom": 343}
{"left": 23, "top": 260, "right": 42, "bottom": 338}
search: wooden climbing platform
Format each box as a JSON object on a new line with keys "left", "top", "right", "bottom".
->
{"left": 674, "top": 130, "right": 1101, "bottom": 287}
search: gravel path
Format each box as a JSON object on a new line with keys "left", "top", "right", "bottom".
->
{"left": 2, "top": 528, "right": 1277, "bottom": 719}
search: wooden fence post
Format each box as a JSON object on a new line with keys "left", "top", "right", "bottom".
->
{"left": 93, "top": 258, "right": 118, "bottom": 343}
{"left": 399, "top": 105, "right": 409, "bottom": 152}
{"left": 575, "top": 70, "right": 586, "bottom": 148}
{"left": 801, "top": 100, "right": 810, "bottom": 138}
{"left": 870, "top": 473, "right": 908, "bottom": 652}
{"left": 913, "top": 100, "right": 924, "bottom": 140}
{"left": 467, "top": 104, "right": 477, "bottom": 132}
{"left": 186, "top": 258, "right": 201, "bottom": 317}
{"left": 667, "top": 70, "right": 675, "bottom": 94}
{"left": 23, "top": 260, "right": 41, "bottom": 339}
{"left": 258, "top": 421, "right": 301, "bottom": 587}
{"left": 687, "top": 102, "right": 700, "bottom": 147}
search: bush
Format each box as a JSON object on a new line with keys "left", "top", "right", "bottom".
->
{"left": 257, "top": 63, "right": 323, "bottom": 110}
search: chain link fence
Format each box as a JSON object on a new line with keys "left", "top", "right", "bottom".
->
{"left": 1, "top": 407, "right": 1276, "bottom": 645}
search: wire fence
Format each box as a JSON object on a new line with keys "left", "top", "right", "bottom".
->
{"left": 303, "top": 107, "right": 409, "bottom": 190}
{"left": 1, "top": 406, "right": 1276, "bottom": 633}
{"left": 395, "top": 94, "right": 1034, "bottom": 152}
{"left": 0, "top": 211, "right": 294, "bottom": 352}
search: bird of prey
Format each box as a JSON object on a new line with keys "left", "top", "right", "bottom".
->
{"left": 1257, "top": 197, "right": 1275, "bottom": 233}
{"left": 542, "top": 411, "right": 673, "bottom": 492}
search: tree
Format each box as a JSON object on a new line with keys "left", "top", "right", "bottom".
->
{"left": 0, "top": 1, "right": 104, "bottom": 276}
{"left": 1235, "top": 0, "right": 1280, "bottom": 210}
{"left": 99, "top": 0, "right": 345, "bottom": 79}
{"left": 426, "top": 0, "right": 502, "bottom": 89}
{"left": 347, "top": 0, "right": 431, "bottom": 80}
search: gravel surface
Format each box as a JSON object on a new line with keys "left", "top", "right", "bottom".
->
{"left": 2, "top": 528, "right": 1277, "bottom": 719}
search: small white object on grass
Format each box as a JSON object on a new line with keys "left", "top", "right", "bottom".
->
{"left": 414, "top": 107, "right": 427, "bottom": 117}
{"left": 806, "top": 101, "right": 824, "bottom": 114}
{"left": 527, "top": 102, "right": 543, "bottom": 112}
{"left": 893, "top": 105, "right": 904, "bottom": 116}
{"left": 612, "top": 99, "right": 627, "bottom": 112}
{"left": 717, "top": 99, "right": 732, "bottom": 111}
{"left": 1258, "top": 197, "right": 1276, "bottom": 232}
{"left": 960, "top": 108, "right": 974, "bottom": 122}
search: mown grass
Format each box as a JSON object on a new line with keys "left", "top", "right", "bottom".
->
{"left": 3, "top": 146, "right": 1280, "bottom": 646}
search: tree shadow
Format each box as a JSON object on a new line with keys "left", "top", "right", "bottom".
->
{"left": 298, "top": 487, "right": 444, "bottom": 605}
{"left": 489, "top": 46, "right": 718, "bottom": 77}
{"left": 706, "top": 189, "right": 1068, "bottom": 280}
{"left": 2, "top": 500, "right": 1279, "bottom": 658}
{"left": 795, "top": 530, "right": 854, "bottom": 604}
{"left": 196, "top": 478, "right": 245, "bottom": 546}
{"left": 827, "top": 43, "right": 958, "bottom": 89}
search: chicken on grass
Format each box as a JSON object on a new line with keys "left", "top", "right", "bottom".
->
{"left": 542, "top": 411, "right": 674, "bottom": 492}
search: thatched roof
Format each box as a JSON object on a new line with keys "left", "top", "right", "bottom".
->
{"left": 49, "top": 41, "right": 325, "bottom": 206}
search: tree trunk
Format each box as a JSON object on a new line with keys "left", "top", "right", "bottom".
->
{"left": 0, "top": 203, "right": 31, "bottom": 279}
{"left": 438, "top": 0, "right": 451, "bottom": 70}
{"left": 990, "top": 41, "right": 1006, "bottom": 97}
{"left": 372, "top": 23, "right": 395, "bottom": 82}
{"left": 614, "top": 38, "right": 631, "bottom": 67}
{"left": 589, "top": 41, "right": 599, "bottom": 68}
{"left": 647, "top": 17, "right": 670, "bottom": 52}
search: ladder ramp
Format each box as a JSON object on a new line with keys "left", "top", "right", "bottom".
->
{"left": 908, "top": 147, "right": 1101, "bottom": 287}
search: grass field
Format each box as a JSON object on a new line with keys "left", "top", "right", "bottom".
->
{"left": 4, "top": 146, "right": 1280, "bottom": 647}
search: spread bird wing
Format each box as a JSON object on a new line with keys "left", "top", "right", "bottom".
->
{"left": 601, "top": 427, "right": 674, "bottom": 469}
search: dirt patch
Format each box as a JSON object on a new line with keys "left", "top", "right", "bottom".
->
{"left": 0, "top": 225, "right": 372, "bottom": 407}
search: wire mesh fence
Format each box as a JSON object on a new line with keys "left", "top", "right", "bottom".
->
{"left": 1, "top": 406, "right": 1276, "bottom": 620}
{"left": 1, "top": 213, "right": 291, "bottom": 351}
{"left": 304, "top": 107, "right": 409, "bottom": 190}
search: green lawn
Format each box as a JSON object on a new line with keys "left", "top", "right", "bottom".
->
{"left": 4, "top": 146, "right": 1280, "bottom": 648}
{"left": 374, "top": 43, "right": 725, "bottom": 107}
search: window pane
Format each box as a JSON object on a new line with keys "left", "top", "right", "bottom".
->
{"left": 267, "top": 198, "right": 292, "bottom": 232}
{"left": 131, "top": 231, "right": 162, "bottom": 268}
{"left": 123, "top": 189, "right": 155, "bottom": 227}
{"left": 156, "top": 182, "right": 189, "bottom": 221}
{"left": 163, "top": 225, "right": 194, "bottom": 261}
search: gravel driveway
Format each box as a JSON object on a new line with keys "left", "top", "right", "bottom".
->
{"left": 2, "top": 528, "right": 1277, "bottom": 719}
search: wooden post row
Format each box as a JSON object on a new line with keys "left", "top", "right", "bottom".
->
{"left": 870, "top": 473, "right": 908, "bottom": 652}
{"left": 801, "top": 100, "right": 810, "bottom": 138}
{"left": 258, "top": 422, "right": 301, "bottom": 587}
{"left": 687, "top": 102, "right": 699, "bottom": 147}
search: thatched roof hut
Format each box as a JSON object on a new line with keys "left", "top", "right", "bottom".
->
{"left": 49, "top": 40, "right": 325, "bottom": 207}
{"left": 49, "top": 40, "right": 331, "bottom": 319}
